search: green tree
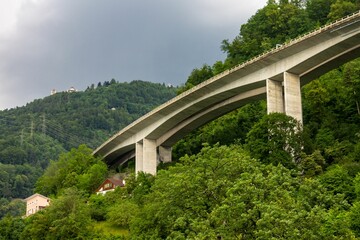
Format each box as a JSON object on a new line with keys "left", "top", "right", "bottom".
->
{"left": 306, "top": 0, "right": 335, "bottom": 25}
{"left": 131, "top": 144, "right": 256, "bottom": 238}
{"left": 303, "top": 79, "right": 331, "bottom": 124}
{"left": 319, "top": 164, "right": 355, "bottom": 202}
{"left": 300, "top": 150, "right": 326, "bottom": 177}
{"left": 343, "top": 58, "right": 360, "bottom": 115}
{"left": 35, "top": 145, "right": 107, "bottom": 196}
{"left": 0, "top": 216, "right": 25, "bottom": 240}
{"left": 328, "top": 0, "right": 358, "bottom": 21}
{"left": 88, "top": 194, "right": 108, "bottom": 221}
{"left": 222, "top": 1, "right": 311, "bottom": 67}
{"left": 177, "top": 64, "right": 213, "bottom": 94}
{"left": 212, "top": 168, "right": 352, "bottom": 239}
{"left": 130, "top": 144, "right": 353, "bottom": 239}
{"left": 21, "top": 188, "right": 95, "bottom": 240}
{"left": 125, "top": 172, "right": 155, "bottom": 205}
{"left": 246, "top": 113, "right": 304, "bottom": 168}
{"left": 0, "top": 163, "right": 41, "bottom": 200}
{"left": 353, "top": 172, "right": 360, "bottom": 199}
{"left": 349, "top": 201, "right": 360, "bottom": 237}
{"left": 107, "top": 200, "right": 139, "bottom": 228}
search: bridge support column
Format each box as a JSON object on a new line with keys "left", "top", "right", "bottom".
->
{"left": 135, "top": 142, "right": 143, "bottom": 173}
{"left": 159, "top": 146, "right": 172, "bottom": 163}
{"left": 142, "top": 139, "right": 157, "bottom": 175}
{"left": 135, "top": 139, "right": 157, "bottom": 175}
{"left": 266, "top": 79, "right": 284, "bottom": 114}
{"left": 266, "top": 73, "right": 302, "bottom": 123}
{"left": 284, "top": 72, "right": 303, "bottom": 123}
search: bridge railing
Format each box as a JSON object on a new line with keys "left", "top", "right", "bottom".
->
{"left": 174, "top": 10, "right": 360, "bottom": 102}
{"left": 227, "top": 10, "right": 360, "bottom": 73}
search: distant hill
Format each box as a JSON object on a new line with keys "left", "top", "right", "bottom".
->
{"left": 0, "top": 80, "right": 177, "bottom": 199}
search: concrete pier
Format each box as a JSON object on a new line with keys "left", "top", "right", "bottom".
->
{"left": 135, "top": 142, "right": 143, "bottom": 173}
{"left": 266, "top": 73, "right": 303, "bottom": 123}
{"left": 284, "top": 72, "right": 303, "bottom": 123}
{"left": 267, "top": 79, "right": 284, "bottom": 114}
{"left": 142, "top": 139, "right": 157, "bottom": 175}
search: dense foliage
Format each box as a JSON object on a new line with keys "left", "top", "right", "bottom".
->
{"left": 130, "top": 145, "right": 354, "bottom": 239}
{"left": 0, "top": 80, "right": 176, "bottom": 203}
{"left": 3, "top": 143, "right": 359, "bottom": 239}
{"left": 35, "top": 145, "right": 108, "bottom": 197}
{"left": 1, "top": 0, "right": 360, "bottom": 239}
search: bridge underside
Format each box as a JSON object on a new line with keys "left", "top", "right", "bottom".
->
{"left": 94, "top": 11, "right": 360, "bottom": 174}
{"left": 105, "top": 71, "right": 316, "bottom": 171}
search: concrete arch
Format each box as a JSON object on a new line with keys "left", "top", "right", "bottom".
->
{"left": 94, "top": 11, "right": 360, "bottom": 174}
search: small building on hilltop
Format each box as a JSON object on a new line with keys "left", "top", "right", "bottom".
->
{"left": 96, "top": 177, "right": 125, "bottom": 195}
{"left": 67, "top": 86, "right": 77, "bottom": 93}
{"left": 25, "top": 193, "right": 50, "bottom": 217}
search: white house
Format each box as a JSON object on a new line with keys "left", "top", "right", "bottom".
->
{"left": 24, "top": 193, "right": 50, "bottom": 217}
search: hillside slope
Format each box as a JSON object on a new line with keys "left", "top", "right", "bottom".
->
{"left": 0, "top": 80, "right": 177, "bottom": 199}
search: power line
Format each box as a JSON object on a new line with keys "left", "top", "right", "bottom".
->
{"left": 25, "top": 114, "right": 85, "bottom": 148}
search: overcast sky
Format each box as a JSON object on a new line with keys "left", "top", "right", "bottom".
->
{"left": 0, "top": 0, "right": 267, "bottom": 110}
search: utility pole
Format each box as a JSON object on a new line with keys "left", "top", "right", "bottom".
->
{"left": 42, "top": 114, "right": 46, "bottom": 135}
{"left": 30, "top": 120, "right": 34, "bottom": 139}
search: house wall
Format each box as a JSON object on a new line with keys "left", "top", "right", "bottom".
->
{"left": 96, "top": 179, "right": 115, "bottom": 195}
{"left": 96, "top": 178, "right": 125, "bottom": 195}
{"left": 26, "top": 195, "right": 50, "bottom": 217}
{"left": 97, "top": 188, "right": 116, "bottom": 195}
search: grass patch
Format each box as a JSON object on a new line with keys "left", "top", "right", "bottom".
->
{"left": 94, "top": 221, "right": 129, "bottom": 237}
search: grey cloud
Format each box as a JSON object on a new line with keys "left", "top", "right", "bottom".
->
{"left": 0, "top": 0, "right": 266, "bottom": 110}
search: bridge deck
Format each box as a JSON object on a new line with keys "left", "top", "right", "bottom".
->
{"left": 94, "top": 11, "right": 360, "bottom": 169}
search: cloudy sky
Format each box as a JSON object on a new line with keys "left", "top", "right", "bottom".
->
{"left": 0, "top": 0, "right": 267, "bottom": 110}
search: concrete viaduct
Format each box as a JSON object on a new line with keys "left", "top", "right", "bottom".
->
{"left": 94, "top": 11, "right": 360, "bottom": 174}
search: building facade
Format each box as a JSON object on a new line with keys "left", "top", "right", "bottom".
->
{"left": 25, "top": 193, "right": 50, "bottom": 217}
{"left": 96, "top": 177, "right": 125, "bottom": 195}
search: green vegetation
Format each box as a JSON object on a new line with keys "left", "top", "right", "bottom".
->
{"left": 94, "top": 221, "right": 129, "bottom": 237}
{"left": 35, "top": 145, "right": 108, "bottom": 196}
{"left": 0, "top": 80, "right": 176, "bottom": 217}
{"left": 1, "top": 0, "right": 360, "bottom": 239}
{"left": 130, "top": 145, "right": 354, "bottom": 239}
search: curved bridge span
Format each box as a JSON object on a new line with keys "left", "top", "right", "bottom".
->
{"left": 94, "top": 11, "right": 360, "bottom": 174}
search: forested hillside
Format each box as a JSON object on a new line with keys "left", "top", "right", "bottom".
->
{"left": 1, "top": 0, "right": 360, "bottom": 239}
{"left": 0, "top": 80, "right": 176, "bottom": 202}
